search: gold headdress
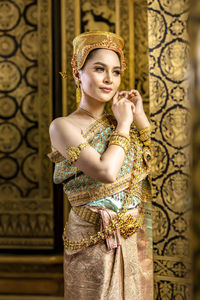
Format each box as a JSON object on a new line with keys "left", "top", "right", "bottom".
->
{"left": 60, "top": 31, "right": 126, "bottom": 77}
{"left": 59, "top": 31, "right": 126, "bottom": 105}
{"left": 71, "top": 31, "right": 126, "bottom": 73}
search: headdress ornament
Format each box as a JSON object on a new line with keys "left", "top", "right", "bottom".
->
{"left": 60, "top": 31, "right": 126, "bottom": 79}
{"left": 71, "top": 31, "right": 126, "bottom": 73}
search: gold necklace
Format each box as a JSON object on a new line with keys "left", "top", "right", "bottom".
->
{"left": 78, "top": 106, "right": 107, "bottom": 121}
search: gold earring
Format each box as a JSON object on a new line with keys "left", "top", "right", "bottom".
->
{"left": 76, "top": 80, "right": 81, "bottom": 107}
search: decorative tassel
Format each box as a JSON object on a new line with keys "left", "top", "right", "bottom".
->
{"left": 76, "top": 79, "right": 81, "bottom": 107}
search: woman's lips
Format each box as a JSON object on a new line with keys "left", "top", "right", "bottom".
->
{"left": 100, "top": 87, "right": 112, "bottom": 93}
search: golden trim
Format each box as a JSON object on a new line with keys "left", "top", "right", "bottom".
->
{"left": 82, "top": 114, "right": 115, "bottom": 138}
{"left": 72, "top": 206, "right": 100, "bottom": 225}
{"left": 65, "top": 174, "right": 131, "bottom": 206}
{"left": 65, "top": 172, "right": 148, "bottom": 206}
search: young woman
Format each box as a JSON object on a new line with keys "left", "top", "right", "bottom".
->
{"left": 48, "top": 31, "right": 153, "bottom": 300}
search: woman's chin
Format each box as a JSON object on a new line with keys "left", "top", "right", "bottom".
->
{"left": 89, "top": 94, "right": 113, "bottom": 103}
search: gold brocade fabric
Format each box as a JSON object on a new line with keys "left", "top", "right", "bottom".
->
{"left": 63, "top": 206, "right": 153, "bottom": 300}
{"left": 47, "top": 114, "right": 151, "bottom": 207}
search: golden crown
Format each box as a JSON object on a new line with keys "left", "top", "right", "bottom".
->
{"left": 71, "top": 31, "right": 126, "bottom": 73}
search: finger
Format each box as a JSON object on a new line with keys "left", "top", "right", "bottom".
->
{"left": 112, "top": 91, "right": 119, "bottom": 105}
{"left": 131, "top": 90, "right": 139, "bottom": 96}
{"left": 130, "top": 90, "right": 138, "bottom": 96}
{"left": 119, "top": 91, "right": 129, "bottom": 97}
{"left": 131, "top": 103, "right": 136, "bottom": 113}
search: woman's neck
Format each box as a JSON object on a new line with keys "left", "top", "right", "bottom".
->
{"left": 78, "top": 95, "right": 106, "bottom": 118}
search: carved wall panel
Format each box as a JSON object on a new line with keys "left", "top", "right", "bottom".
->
{"left": 147, "top": 0, "right": 192, "bottom": 298}
{"left": 0, "top": 0, "right": 54, "bottom": 249}
{"left": 189, "top": 1, "right": 200, "bottom": 298}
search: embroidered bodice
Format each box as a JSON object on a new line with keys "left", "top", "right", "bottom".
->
{"left": 47, "top": 114, "right": 151, "bottom": 207}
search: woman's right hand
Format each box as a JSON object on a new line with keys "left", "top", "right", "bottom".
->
{"left": 111, "top": 91, "right": 135, "bottom": 126}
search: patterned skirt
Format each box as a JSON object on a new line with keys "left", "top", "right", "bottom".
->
{"left": 63, "top": 205, "right": 154, "bottom": 300}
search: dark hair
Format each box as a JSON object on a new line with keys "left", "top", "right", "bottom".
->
{"left": 80, "top": 48, "right": 121, "bottom": 70}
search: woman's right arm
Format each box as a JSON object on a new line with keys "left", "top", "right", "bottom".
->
{"left": 49, "top": 93, "right": 134, "bottom": 184}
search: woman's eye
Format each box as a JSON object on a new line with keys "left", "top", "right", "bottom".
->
{"left": 95, "top": 67, "right": 104, "bottom": 72}
{"left": 113, "top": 70, "right": 121, "bottom": 75}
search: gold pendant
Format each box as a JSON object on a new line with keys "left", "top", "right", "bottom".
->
{"left": 120, "top": 215, "right": 139, "bottom": 239}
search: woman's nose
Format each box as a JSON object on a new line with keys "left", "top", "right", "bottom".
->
{"left": 103, "top": 71, "right": 112, "bottom": 84}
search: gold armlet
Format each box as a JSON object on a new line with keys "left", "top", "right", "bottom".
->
{"left": 65, "top": 142, "right": 90, "bottom": 165}
{"left": 108, "top": 132, "right": 130, "bottom": 154}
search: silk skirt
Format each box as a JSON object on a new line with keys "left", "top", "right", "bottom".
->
{"left": 63, "top": 205, "right": 154, "bottom": 300}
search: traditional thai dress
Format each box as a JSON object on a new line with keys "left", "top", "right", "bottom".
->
{"left": 47, "top": 114, "right": 153, "bottom": 300}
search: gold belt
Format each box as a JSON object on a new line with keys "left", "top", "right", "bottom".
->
{"left": 72, "top": 206, "right": 100, "bottom": 225}
{"left": 63, "top": 204, "right": 144, "bottom": 251}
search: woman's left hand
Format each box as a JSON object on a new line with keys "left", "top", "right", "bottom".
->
{"left": 118, "top": 89, "right": 150, "bottom": 130}
{"left": 118, "top": 89, "right": 144, "bottom": 116}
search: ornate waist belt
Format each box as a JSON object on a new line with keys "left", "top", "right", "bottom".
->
{"left": 63, "top": 203, "right": 145, "bottom": 251}
{"left": 72, "top": 206, "right": 101, "bottom": 225}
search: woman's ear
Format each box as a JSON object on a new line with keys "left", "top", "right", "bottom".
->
{"left": 73, "top": 69, "right": 81, "bottom": 85}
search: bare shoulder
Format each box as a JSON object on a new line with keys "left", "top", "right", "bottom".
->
{"left": 49, "top": 115, "right": 83, "bottom": 148}
{"left": 50, "top": 114, "right": 80, "bottom": 133}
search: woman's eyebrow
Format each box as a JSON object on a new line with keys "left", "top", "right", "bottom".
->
{"left": 93, "top": 62, "right": 121, "bottom": 69}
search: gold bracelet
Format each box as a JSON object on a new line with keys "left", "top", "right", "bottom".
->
{"left": 65, "top": 142, "right": 90, "bottom": 165}
{"left": 143, "top": 139, "right": 151, "bottom": 147}
{"left": 139, "top": 126, "right": 151, "bottom": 142}
{"left": 108, "top": 134, "right": 130, "bottom": 153}
{"left": 111, "top": 130, "right": 131, "bottom": 142}
{"left": 139, "top": 126, "right": 151, "bottom": 135}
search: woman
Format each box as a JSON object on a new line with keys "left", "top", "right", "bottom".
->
{"left": 47, "top": 31, "right": 153, "bottom": 300}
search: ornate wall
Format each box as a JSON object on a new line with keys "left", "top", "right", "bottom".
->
{"left": 0, "top": 1, "right": 64, "bottom": 298}
{"left": 0, "top": 0, "right": 54, "bottom": 249}
{"left": 189, "top": 1, "right": 200, "bottom": 298}
{"left": 147, "top": 0, "right": 192, "bottom": 298}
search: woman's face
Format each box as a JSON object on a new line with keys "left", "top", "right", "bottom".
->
{"left": 79, "top": 49, "right": 121, "bottom": 103}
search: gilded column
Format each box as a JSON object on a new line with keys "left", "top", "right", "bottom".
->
{"left": 147, "top": 0, "right": 192, "bottom": 298}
